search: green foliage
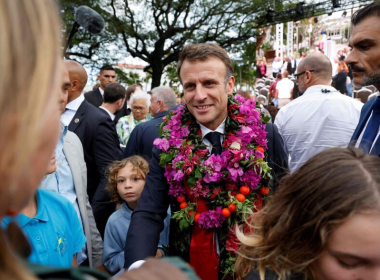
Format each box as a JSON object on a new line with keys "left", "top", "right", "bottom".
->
{"left": 60, "top": 0, "right": 271, "bottom": 88}
{"left": 261, "top": 41, "right": 273, "bottom": 51}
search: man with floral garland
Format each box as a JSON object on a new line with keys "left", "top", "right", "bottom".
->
{"left": 124, "top": 43, "right": 288, "bottom": 279}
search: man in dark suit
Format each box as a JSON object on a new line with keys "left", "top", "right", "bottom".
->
{"left": 84, "top": 65, "right": 117, "bottom": 107}
{"left": 348, "top": 2, "right": 380, "bottom": 155}
{"left": 124, "top": 44, "right": 288, "bottom": 278}
{"left": 114, "top": 84, "right": 142, "bottom": 124}
{"left": 99, "top": 83, "right": 126, "bottom": 122}
{"left": 123, "top": 86, "right": 177, "bottom": 161}
{"left": 62, "top": 60, "right": 122, "bottom": 237}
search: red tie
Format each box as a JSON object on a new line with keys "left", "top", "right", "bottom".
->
{"left": 185, "top": 181, "right": 219, "bottom": 280}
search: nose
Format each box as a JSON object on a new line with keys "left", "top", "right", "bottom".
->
{"left": 345, "top": 50, "right": 356, "bottom": 67}
{"left": 194, "top": 84, "right": 207, "bottom": 102}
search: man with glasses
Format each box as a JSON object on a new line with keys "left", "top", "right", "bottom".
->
{"left": 275, "top": 70, "right": 294, "bottom": 108}
{"left": 274, "top": 52, "right": 362, "bottom": 173}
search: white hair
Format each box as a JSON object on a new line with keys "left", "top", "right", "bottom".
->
{"left": 151, "top": 86, "right": 177, "bottom": 109}
{"left": 130, "top": 90, "right": 151, "bottom": 108}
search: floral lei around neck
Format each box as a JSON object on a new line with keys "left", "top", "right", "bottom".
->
{"left": 154, "top": 93, "right": 272, "bottom": 277}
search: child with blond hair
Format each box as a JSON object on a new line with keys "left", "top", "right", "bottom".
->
{"left": 103, "top": 156, "right": 170, "bottom": 275}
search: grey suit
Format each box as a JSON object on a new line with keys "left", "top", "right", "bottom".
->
{"left": 63, "top": 131, "right": 104, "bottom": 267}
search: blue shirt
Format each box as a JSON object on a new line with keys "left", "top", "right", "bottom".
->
{"left": 2, "top": 189, "right": 86, "bottom": 268}
{"left": 103, "top": 202, "right": 171, "bottom": 275}
{"left": 40, "top": 125, "right": 87, "bottom": 264}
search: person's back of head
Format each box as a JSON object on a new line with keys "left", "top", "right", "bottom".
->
{"left": 296, "top": 52, "right": 332, "bottom": 89}
{"left": 151, "top": 86, "right": 176, "bottom": 110}
{"left": 126, "top": 84, "right": 138, "bottom": 102}
{"left": 282, "top": 71, "right": 289, "bottom": 79}
{"left": 276, "top": 73, "right": 282, "bottom": 80}
{"left": 104, "top": 83, "right": 126, "bottom": 104}
{"left": 236, "top": 148, "right": 380, "bottom": 279}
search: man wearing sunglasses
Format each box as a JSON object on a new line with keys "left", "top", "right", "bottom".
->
{"left": 274, "top": 52, "right": 363, "bottom": 173}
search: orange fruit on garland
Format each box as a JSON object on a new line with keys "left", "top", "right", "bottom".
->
{"left": 180, "top": 202, "right": 188, "bottom": 209}
{"left": 256, "top": 146, "right": 265, "bottom": 153}
{"left": 177, "top": 196, "right": 186, "bottom": 203}
{"left": 260, "top": 187, "right": 270, "bottom": 196}
{"left": 194, "top": 213, "right": 201, "bottom": 223}
{"left": 228, "top": 203, "right": 237, "bottom": 212}
{"left": 222, "top": 208, "right": 231, "bottom": 218}
{"left": 236, "top": 194, "right": 246, "bottom": 202}
{"left": 240, "top": 186, "right": 250, "bottom": 195}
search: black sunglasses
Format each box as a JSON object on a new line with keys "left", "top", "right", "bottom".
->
{"left": 294, "top": 70, "right": 315, "bottom": 80}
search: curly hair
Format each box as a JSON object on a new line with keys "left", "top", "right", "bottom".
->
{"left": 235, "top": 148, "right": 380, "bottom": 280}
{"left": 105, "top": 156, "right": 149, "bottom": 204}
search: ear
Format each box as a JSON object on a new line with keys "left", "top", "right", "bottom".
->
{"left": 97, "top": 74, "right": 101, "bottom": 81}
{"left": 226, "top": 76, "right": 235, "bottom": 95}
{"left": 71, "top": 80, "right": 80, "bottom": 91}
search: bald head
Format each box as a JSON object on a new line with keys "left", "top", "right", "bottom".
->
{"left": 64, "top": 60, "right": 88, "bottom": 103}
{"left": 297, "top": 53, "right": 332, "bottom": 82}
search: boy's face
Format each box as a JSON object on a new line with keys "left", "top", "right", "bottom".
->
{"left": 117, "top": 163, "right": 145, "bottom": 209}
{"left": 46, "top": 152, "right": 57, "bottom": 174}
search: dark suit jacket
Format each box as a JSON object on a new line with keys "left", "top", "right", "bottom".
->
{"left": 84, "top": 88, "right": 103, "bottom": 107}
{"left": 350, "top": 97, "right": 380, "bottom": 155}
{"left": 68, "top": 99, "right": 122, "bottom": 237}
{"left": 124, "top": 122, "right": 288, "bottom": 268}
{"left": 123, "top": 110, "right": 168, "bottom": 161}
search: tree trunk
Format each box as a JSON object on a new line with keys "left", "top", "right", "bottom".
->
{"left": 150, "top": 60, "right": 164, "bottom": 88}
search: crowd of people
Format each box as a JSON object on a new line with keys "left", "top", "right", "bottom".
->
{"left": 3, "top": 1, "right": 380, "bottom": 280}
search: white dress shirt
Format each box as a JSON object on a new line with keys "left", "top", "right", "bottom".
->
{"left": 99, "top": 106, "right": 115, "bottom": 121}
{"left": 99, "top": 87, "right": 104, "bottom": 97}
{"left": 61, "top": 94, "right": 85, "bottom": 126}
{"left": 198, "top": 119, "right": 225, "bottom": 152}
{"left": 275, "top": 85, "right": 363, "bottom": 173}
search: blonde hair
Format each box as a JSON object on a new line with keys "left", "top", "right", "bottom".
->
{"left": 106, "top": 156, "right": 150, "bottom": 204}
{"left": 235, "top": 148, "right": 380, "bottom": 279}
{"left": 0, "top": 0, "right": 61, "bottom": 279}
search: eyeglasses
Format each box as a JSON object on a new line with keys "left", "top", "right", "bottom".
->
{"left": 294, "top": 70, "right": 315, "bottom": 81}
{"left": 132, "top": 107, "right": 146, "bottom": 111}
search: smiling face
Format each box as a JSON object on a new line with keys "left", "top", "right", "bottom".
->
{"left": 181, "top": 57, "right": 234, "bottom": 130}
{"left": 346, "top": 16, "right": 380, "bottom": 88}
{"left": 312, "top": 212, "right": 380, "bottom": 279}
{"left": 116, "top": 163, "right": 145, "bottom": 209}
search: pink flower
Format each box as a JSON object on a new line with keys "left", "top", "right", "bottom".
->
{"left": 198, "top": 207, "right": 226, "bottom": 229}
{"left": 153, "top": 138, "right": 169, "bottom": 151}
{"left": 195, "top": 149, "right": 209, "bottom": 158}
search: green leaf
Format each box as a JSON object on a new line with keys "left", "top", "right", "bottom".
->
{"left": 195, "top": 169, "right": 202, "bottom": 179}
{"left": 187, "top": 176, "right": 196, "bottom": 187}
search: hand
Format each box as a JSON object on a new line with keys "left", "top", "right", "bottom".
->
{"left": 156, "top": 249, "right": 163, "bottom": 258}
{"left": 115, "top": 258, "right": 190, "bottom": 280}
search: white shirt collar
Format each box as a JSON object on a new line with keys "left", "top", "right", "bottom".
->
{"left": 302, "top": 85, "right": 339, "bottom": 96}
{"left": 99, "top": 87, "right": 104, "bottom": 97}
{"left": 99, "top": 106, "right": 115, "bottom": 120}
{"left": 66, "top": 94, "right": 85, "bottom": 112}
{"left": 198, "top": 118, "right": 226, "bottom": 138}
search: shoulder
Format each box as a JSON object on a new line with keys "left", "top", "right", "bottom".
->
{"left": 108, "top": 207, "right": 130, "bottom": 224}
{"left": 84, "top": 89, "right": 98, "bottom": 96}
{"left": 38, "top": 189, "right": 72, "bottom": 209}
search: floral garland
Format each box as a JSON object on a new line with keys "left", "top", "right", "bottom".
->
{"left": 154, "top": 93, "right": 272, "bottom": 278}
